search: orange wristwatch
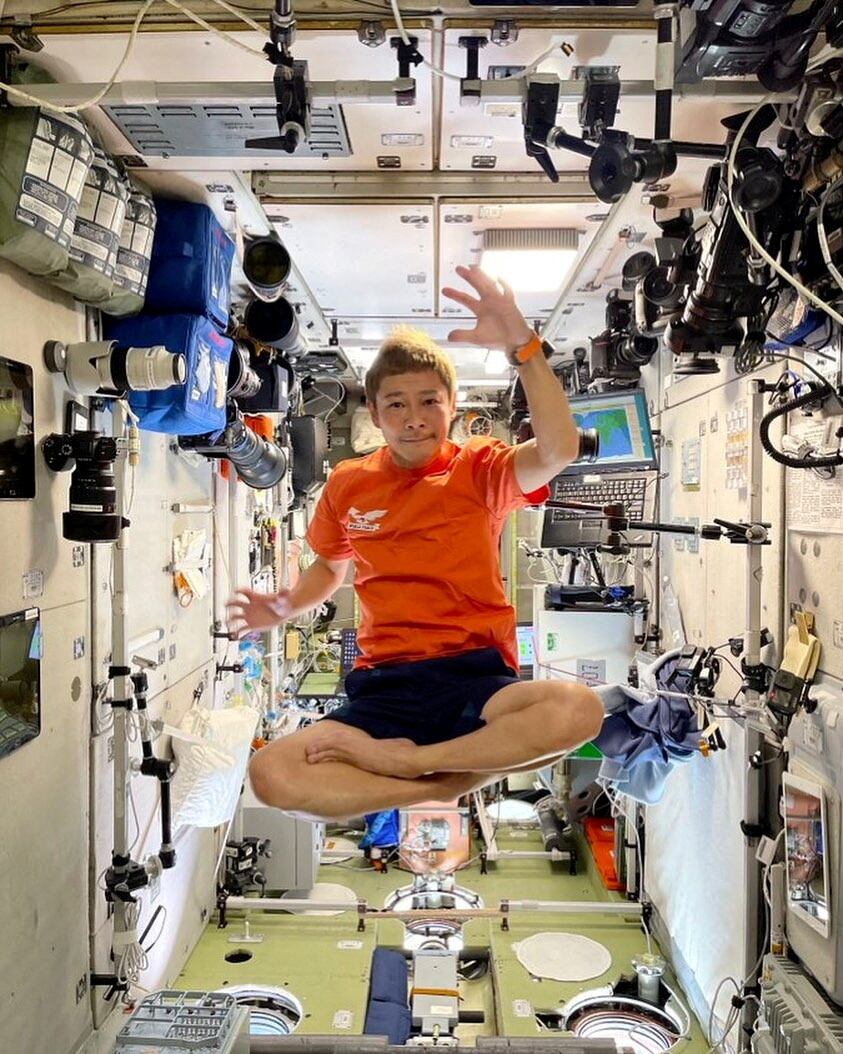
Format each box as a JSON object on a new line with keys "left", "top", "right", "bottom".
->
{"left": 509, "top": 333, "right": 544, "bottom": 366}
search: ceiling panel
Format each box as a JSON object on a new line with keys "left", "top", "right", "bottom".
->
{"left": 266, "top": 203, "right": 436, "bottom": 319}
{"left": 440, "top": 27, "right": 749, "bottom": 175}
{"left": 31, "top": 29, "right": 434, "bottom": 171}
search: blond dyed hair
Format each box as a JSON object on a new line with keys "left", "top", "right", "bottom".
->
{"left": 364, "top": 327, "right": 457, "bottom": 403}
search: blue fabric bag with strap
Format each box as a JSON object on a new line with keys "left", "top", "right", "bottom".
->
{"left": 144, "top": 199, "right": 234, "bottom": 328}
{"left": 104, "top": 312, "right": 232, "bottom": 434}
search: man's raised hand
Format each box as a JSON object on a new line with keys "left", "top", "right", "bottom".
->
{"left": 441, "top": 264, "right": 534, "bottom": 353}
{"left": 226, "top": 587, "right": 292, "bottom": 638}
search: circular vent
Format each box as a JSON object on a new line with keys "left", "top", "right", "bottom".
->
{"left": 385, "top": 883, "right": 483, "bottom": 913}
{"left": 216, "top": 985, "right": 303, "bottom": 1037}
{"left": 562, "top": 993, "right": 681, "bottom": 1054}
{"left": 403, "top": 918, "right": 465, "bottom": 952}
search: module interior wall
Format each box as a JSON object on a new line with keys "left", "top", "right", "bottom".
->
{"left": 0, "top": 601, "right": 92, "bottom": 1054}
{"left": 645, "top": 364, "right": 785, "bottom": 1030}
{"left": 89, "top": 433, "right": 215, "bottom": 705}
{"left": 0, "top": 261, "right": 87, "bottom": 616}
{"left": 0, "top": 264, "right": 94, "bottom": 1054}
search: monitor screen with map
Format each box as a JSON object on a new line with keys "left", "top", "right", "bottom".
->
{"left": 564, "top": 389, "right": 657, "bottom": 474}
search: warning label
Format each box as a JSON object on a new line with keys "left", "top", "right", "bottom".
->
{"left": 16, "top": 113, "right": 93, "bottom": 247}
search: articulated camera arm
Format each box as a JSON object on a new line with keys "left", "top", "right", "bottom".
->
{"left": 544, "top": 499, "right": 771, "bottom": 554}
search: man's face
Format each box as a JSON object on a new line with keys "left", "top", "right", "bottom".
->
{"left": 369, "top": 370, "right": 457, "bottom": 469}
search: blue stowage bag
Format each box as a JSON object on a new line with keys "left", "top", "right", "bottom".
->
{"left": 144, "top": 199, "right": 234, "bottom": 328}
{"left": 104, "top": 313, "right": 232, "bottom": 434}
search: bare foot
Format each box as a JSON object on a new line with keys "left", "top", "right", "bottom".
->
{"left": 305, "top": 728, "right": 424, "bottom": 778}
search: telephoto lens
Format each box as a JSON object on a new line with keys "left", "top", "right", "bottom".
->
{"left": 243, "top": 237, "right": 291, "bottom": 301}
{"left": 42, "top": 431, "right": 123, "bottom": 542}
{"left": 227, "top": 341, "right": 262, "bottom": 401}
{"left": 44, "top": 339, "right": 185, "bottom": 397}
{"left": 575, "top": 427, "right": 600, "bottom": 463}
{"left": 223, "top": 415, "right": 288, "bottom": 489}
{"left": 243, "top": 296, "right": 306, "bottom": 356}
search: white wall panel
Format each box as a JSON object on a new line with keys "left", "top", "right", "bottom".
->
{"left": 87, "top": 662, "right": 217, "bottom": 1032}
{"left": 34, "top": 30, "right": 434, "bottom": 173}
{"left": 0, "top": 601, "right": 91, "bottom": 1054}
{"left": 786, "top": 533, "right": 843, "bottom": 682}
{"left": 90, "top": 434, "right": 216, "bottom": 704}
{"left": 645, "top": 364, "right": 785, "bottom": 1037}
{"left": 439, "top": 29, "right": 748, "bottom": 174}
{"left": 0, "top": 261, "right": 87, "bottom": 615}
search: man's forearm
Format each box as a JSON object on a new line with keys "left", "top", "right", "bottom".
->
{"left": 286, "top": 561, "right": 344, "bottom": 619}
{"left": 516, "top": 348, "right": 580, "bottom": 465}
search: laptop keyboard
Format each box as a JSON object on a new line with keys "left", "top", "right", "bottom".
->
{"left": 550, "top": 476, "right": 649, "bottom": 524}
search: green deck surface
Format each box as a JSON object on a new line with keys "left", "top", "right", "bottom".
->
{"left": 176, "top": 825, "right": 710, "bottom": 1049}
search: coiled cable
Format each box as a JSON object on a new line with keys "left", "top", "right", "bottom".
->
{"left": 758, "top": 381, "right": 843, "bottom": 469}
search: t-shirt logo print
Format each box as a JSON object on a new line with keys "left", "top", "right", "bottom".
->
{"left": 347, "top": 506, "right": 389, "bottom": 533}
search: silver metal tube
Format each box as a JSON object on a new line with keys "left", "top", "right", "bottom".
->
{"left": 110, "top": 402, "right": 132, "bottom": 941}
{"left": 541, "top": 192, "right": 636, "bottom": 342}
{"left": 225, "top": 896, "right": 363, "bottom": 912}
{"left": 741, "top": 379, "right": 766, "bottom": 1032}
{"left": 6, "top": 75, "right": 777, "bottom": 112}
{"left": 502, "top": 899, "right": 643, "bottom": 915}
{"left": 223, "top": 895, "right": 641, "bottom": 916}
{"left": 5, "top": 78, "right": 416, "bottom": 108}
{"left": 492, "top": 850, "right": 572, "bottom": 860}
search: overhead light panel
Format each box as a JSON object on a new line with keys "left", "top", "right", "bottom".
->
{"left": 480, "top": 228, "right": 579, "bottom": 293}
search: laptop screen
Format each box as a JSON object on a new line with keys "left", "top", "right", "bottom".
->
{"left": 565, "top": 389, "right": 657, "bottom": 474}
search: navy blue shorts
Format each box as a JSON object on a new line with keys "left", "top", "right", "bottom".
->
{"left": 326, "top": 648, "right": 519, "bottom": 746}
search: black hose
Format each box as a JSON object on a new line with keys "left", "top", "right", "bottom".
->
{"left": 758, "top": 382, "right": 843, "bottom": 469}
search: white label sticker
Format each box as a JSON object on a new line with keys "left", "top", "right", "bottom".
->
{"left": 512, "top": 999, "right": 532, "bottom": 1017}
{"left": 576, "top": 659, "right": 606, "bottom": 687}
{"left": 332, "top": 1010, "right": 353, "bottom": 1029}
{"left": 430, "top": 1004, "right": 453, "bottom": 1016}
{"left": 833, "top": 620, "right": 843, "bottom": 650}
{"left": 337, "top": 940, "right": 363, "bottom": 950}
{"left": 22, "top": 569, "right": 44, "bottom": 599}
{"left": 16, "top": 112, "right": 92, "bottom": 246}
{"left": 803, "top": 720, "right": 823, "bottom": 754}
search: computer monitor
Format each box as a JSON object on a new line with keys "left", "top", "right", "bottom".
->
{"left": 516, "top": 624, "right": 535, "bottom": 673}
{"left": 785, "top": 696, "right": 843, "bottom": 1005}
{"left": 0, "top": 607, "right": 41, "bottom": 761}
{"left": 565, "top": 389, "right": 657, "bottom": 474}
{"left": 784, "top": 771, "right": 831, "bottom": 938}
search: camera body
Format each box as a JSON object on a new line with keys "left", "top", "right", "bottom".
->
{"left": 42, "top": 431, "right": 123, "bottom": 543}
{"left": 676, "top": 0, "right": 832, "bottom": 91}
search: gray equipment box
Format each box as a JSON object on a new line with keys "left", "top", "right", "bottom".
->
{"left": 412, "top": 947, "right": 459, "bottom": 1035}
{"left": 241, "top": 792, "right": 323, "bottom": 891}
{"left": 114, "top": 990, "right": 250, "bottom": 1052}
{"left": 753, "top": 955, "right": 843, "bottom": 1052}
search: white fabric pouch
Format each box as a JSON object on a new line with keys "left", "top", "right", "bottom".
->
{"left": 167, "top": 704, "right": 259, "bottom": 829}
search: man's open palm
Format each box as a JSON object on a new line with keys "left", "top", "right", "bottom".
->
{"left": 442, "top": 265, "right": 534, "bottom": 351}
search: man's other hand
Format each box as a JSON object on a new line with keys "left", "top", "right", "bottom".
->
{"left": 226, "top": 587, "right": 291, "bottom": 637}
{"left": 442, "top": 264, "right": 534, "bottom": 354}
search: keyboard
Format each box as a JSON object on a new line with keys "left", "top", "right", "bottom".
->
{"left": 550, "top": 476, "right": 649, "bottom": 523}
{"left": 541, "top": 473, "right": 654, "bottom": 550}
{"left": 340, "top": 628, "right": 362, "bottom": 673}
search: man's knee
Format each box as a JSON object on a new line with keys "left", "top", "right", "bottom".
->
{"left": 249, "top": 746, "right": 299, "bottom": 810}
{"left": 543, "top": 682, "right": 605, "bottom": 746}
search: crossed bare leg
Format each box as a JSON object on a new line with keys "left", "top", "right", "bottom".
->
{"left": 305, "top": 728, "right": 424, "bottom": 778}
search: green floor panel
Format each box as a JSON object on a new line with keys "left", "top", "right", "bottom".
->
{"left": 176, "top": 825, "right": 711, "bottom": 1049}
{"left": 175, "top": 912, "right": 377, "bottom": 1034}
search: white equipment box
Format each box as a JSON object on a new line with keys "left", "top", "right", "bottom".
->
{"left": 532, "top": 585, "right": 637, "bottom": 688}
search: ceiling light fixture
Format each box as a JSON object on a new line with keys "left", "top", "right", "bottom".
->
{"left": 480, "top": 228, "right": 580, "bottom": 293}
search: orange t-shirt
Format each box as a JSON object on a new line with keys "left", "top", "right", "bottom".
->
{"left": 305, "top": 437, "right": 550, "bottom": 672}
